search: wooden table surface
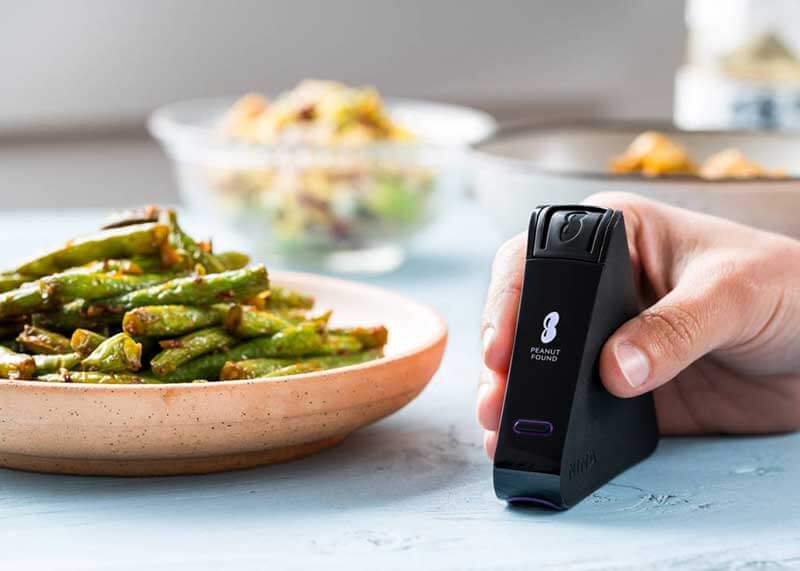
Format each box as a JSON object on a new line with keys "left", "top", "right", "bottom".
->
{"left": 0, "top": 204, "right": 798, "bottom": 570}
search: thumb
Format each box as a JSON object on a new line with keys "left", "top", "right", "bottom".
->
{"left": 599, "top": 265, "right": 746, "bottom": 397}
{"left": 584, "top": 191, "right": 755, "bottom": 398}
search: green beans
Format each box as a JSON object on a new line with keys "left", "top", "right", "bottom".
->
{"left": 272, "top": 308, "right": 312, "bottom": 322}
{"left": 0, "top": 272, "right": 171, "bottom": 319}
{"left": 0, "top": 273, "right": 32, "bottom": 293}
{"left": 33, "top": 352, "right": 82, "bottom": 374}
{"left": 261, "top": 351, "right": 382, "bottom": 377}
{"left": 218, "top": 357, "right": 292, "bottom": 380}
{"left": 87, "top": 266, "right": 269, "bottom": 316}
{"left": 329, "top": 326, "right": 389, "bottom": 350}
{"left": 81, "top": 333, "right": 142, "bottom": 373}
{"left": 42, "top": 273, "right": 171, "bottom": 300}
{"left": 16, "top": 223, "right": 169, "bottom": 276}
{"left": 262, "top": 362, "right": 323, "bottom": 377}
{"left": 32, "top": 299, "right": 117, "bottom": 333}
{"left": 37, "top": 371, "right": 152, "bottom": 384}
{"left": 264, "top": 286, "right": 314, "bottom": 310}
{"left": 219, "top": 349, "right": 383, "bottom": 381}
{"left": 150, "top": 327, "right": 236, "bottom": 376}
{"left": 158, "top": 324, "right": 377, "bottom": 382}
{"left": 122, "top": 304, "right": 228, "bottom": 337}
{"left": 0, "top": 346, "right": 36, "bottom": 380}
{"left": 62, "top": 259, "right": 147, "bottom": 276}
{"left": 127, "top": 255, "right": 172, "bottom": 274}
{"left": 159, "top": 209, "right": 226, "bottom": 273}
{"left": 223, "top": 305, "right": 332, "bottom": 338}
{"left": 70, "top": 329, "right": 107, "bottom": 356}
{"left": 223, "top": 306, "right": 292, "bottom": 338}
{"left": 159, "top": 325, "right": 324, "bottom": 382}
{"left": 216, "top": 251, "right": 250, "bottom": 270}
{"left": 17, "top": 325, "right": 72, "bottom": 354}
{"left": 321, "top": 334, "right": 363, "bottom": 355}
{"left": 0, "top": 209, "right": 387, "bottom": 383}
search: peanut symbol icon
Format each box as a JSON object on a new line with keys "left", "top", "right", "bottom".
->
{"left": 541, "top": 311, "right": 559, "bottom": 344}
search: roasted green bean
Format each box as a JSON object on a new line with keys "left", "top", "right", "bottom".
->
{"left": 33, "top": 352, "right": 82, "bottom": 374}
{"left": 150, "top": 327, "right": 236, "bottom": 376}
{"left": 0, "top": 346, "right": 36, "bottom": 380}
{"left": 17, "top": 325, "right": 72, "bottom": 354}
{"left": 87, "top": 266, "right": 269, "bottom": 316}
{"left": 219, "top": 349, "right": 383, "bottom": 381}
{"left": 122, "top": 304, "right": 228, "bottom": 337}
{"left": 70, "top": 328, "right": 107, "bottom": 356}
{"left": 37, "top": 371, "right": 153, "bottom": 384}
{"left": 16, "top": 223, "right": 169, "bottom": 276}
{"left": 81, "top": 333, "right": 142, "bottom": 373}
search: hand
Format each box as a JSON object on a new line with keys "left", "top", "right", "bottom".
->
{"left": 478, "top": 192, "right": 800, "bottom": 458}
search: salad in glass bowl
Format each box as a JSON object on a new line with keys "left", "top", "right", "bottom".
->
{"left": 150, "top": 80, "right": 495, "bottom": 273}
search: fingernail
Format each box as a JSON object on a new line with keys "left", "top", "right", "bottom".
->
{"left": 482, "top": 327, "right": 495, "bottom": 361}
{"left": 615, "top": 342, "right": 650, "bottom": 388}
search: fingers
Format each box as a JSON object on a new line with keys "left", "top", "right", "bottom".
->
{"left": 479, "top": 233, "right": 525, "bottom": 460}
{"left": 586, "top": 192, "right": 760, "bottom": 398}
{"left": 481, "top": 233, "right": 526, "bottom": 373}
{"left": 599, "top": 293, "right": 715, "bottom": 397}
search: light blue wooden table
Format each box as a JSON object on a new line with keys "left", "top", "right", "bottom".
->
{"left": 0, "top": 204, "right": 798, "bottom": 570}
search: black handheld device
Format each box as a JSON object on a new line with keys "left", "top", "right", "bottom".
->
{"left": 493, "top": 205, "right": 659, "bottom": 509}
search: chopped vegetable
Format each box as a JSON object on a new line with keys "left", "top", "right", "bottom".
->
{"left": 0, "top": 209, "right": 386, "bottom": 382}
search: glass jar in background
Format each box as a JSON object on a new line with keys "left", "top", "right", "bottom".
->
{"left": 675, "top": 0, "right": 800, "bottom": 130}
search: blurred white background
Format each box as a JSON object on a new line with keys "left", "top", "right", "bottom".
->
{"left": 0, "top": 0, "right": 685, "bottom": 207}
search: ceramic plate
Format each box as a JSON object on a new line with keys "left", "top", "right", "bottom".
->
{"left": 0, "top": 272, "right": 447, "bottom": 476}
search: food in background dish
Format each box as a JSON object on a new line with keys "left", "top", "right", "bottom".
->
{"left": 699, "top": 148, "right": 787, "bottom": 180}
{"left": 612, "top": 131, "right": 787, "bottom": 180}
{"left": 220, "top": 80, "right": 413, "bottom": 145}
{"left": 0, "top": 207, "right": 387, "bottom": 384}
{"left": 211, "top": 80, "right": 434, "bottom": 251}
{"left": 610, "top": 131, "right": 697, "bottom": 177}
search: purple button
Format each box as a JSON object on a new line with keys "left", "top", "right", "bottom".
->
{"left": 513, "top": 419, "right": 553, "bottom": 437}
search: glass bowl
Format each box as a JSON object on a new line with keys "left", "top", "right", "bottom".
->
{"left": 149, "top": 97, "right": 495, "bottom": 274}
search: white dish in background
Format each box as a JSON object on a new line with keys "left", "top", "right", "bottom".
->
{"left": 473, "top": 121, "right": 800, "bottom": 239}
